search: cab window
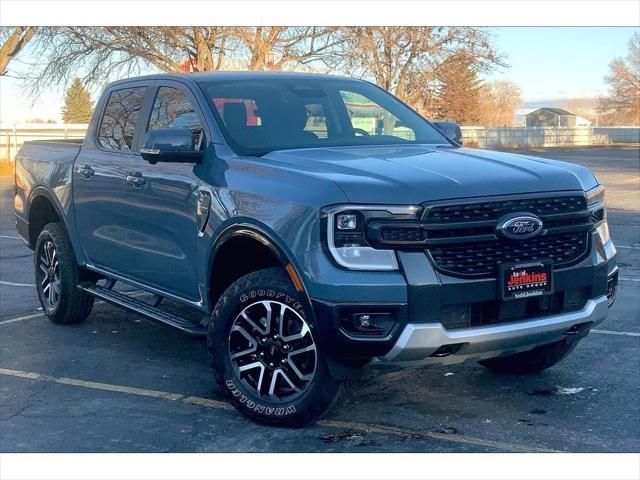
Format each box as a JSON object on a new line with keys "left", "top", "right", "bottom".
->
{"left": 97, "top": 87, "right": 146, "bottom": 152}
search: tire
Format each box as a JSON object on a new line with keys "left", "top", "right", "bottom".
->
{"left": 34, "top": 222, "right": 94, "bottom": 324}
{"left": 478, "top": 337, "right": 580, "bottom": 375}
{"left": 208, "top": 267, "right": 348, "bottom": 427}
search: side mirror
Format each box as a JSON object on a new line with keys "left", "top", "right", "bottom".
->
{"left": 140, "top": 127, "right": 203, "bottom": 164}
{"left": 433, "top": 121, "right": 463, "bottom": 145}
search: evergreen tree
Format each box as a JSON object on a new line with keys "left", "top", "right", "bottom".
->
{"left": 435, "top": 53, "right": 483, "bottom": 125}
{"left": 61, "top": 78, "right": 93, "bottom": 123}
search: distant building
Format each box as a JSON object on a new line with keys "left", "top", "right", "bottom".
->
{"left": 525, "top": 108, "right": 577, "bottom": 127}
{"left": 575, "top": 115, "right": 592, "bottom": 127}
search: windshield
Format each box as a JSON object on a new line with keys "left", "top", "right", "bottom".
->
{"left": 200, "top": 77, "right": 450, "bottom": 156}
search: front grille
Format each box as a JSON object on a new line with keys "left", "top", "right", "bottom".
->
{"left": 426, "top": 195, "right": 587, "bottom": 224}
{"left": 422, "top": 193, "right": 595, "bottom": 278}
{"left": 429, "top": 231, "right": 590, "bottom": 276}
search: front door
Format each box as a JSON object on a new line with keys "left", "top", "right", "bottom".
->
{"left": 116, "top": 84, "right": 205, "bottom": 300}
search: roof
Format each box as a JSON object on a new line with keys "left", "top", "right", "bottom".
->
{"left": 108, "top": 71, "right": 361, "bottom": 88}
{"left": 526, "top": 107, "right": 576, "bottom": 117}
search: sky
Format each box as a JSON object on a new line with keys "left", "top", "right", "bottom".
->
{"left": 0, "top": 26, "right": 638, "bottom": 124}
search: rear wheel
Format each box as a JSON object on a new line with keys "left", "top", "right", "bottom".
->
{"left": 34, "top": 222, "right": 94, "bottom": 324}
{"left": 478, "top": 337, "right": 580, "bottom": 375}
{"left": 208, "top": 267, "right": 347, "bottom": 426}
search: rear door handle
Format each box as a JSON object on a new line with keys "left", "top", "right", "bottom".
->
{"left": 125, "top": 171, "right": 146, "bottom": 188}
{"left": 77, "top": 164, "right": 94, "bottom": 178}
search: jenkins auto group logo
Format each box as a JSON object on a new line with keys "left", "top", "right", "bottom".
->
{"left": 507, "top": 269, "right": 549, "bottom": 288}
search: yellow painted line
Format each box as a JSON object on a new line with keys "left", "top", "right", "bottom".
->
{"left": 0, "top": 368, "right": 184, "bottom": 401}
{"left": 55, "top": 377, "right": 185, "bottom": 401}
{"left": 316, "top": 419, "right": 560, "bottom": 453}
{"left": 0, "top": 367, "right": 559, "bottom": 453}
{"left": 183, "top": 395, "right": 234, "bottom": 410}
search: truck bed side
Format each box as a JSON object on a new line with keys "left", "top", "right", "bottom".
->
{"left": 14, "top": 139, "right": 83, "bottom": 251}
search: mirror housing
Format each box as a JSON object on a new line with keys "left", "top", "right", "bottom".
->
{"left": 433, "top": 121, "right": 463, "bottom": 145}
{"left": 140, "top": 127, "right": 203, "bottom": 164}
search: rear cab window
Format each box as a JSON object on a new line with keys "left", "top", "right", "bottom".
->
{"left": 97, "top": 87, "right": 147, "bottom": 152}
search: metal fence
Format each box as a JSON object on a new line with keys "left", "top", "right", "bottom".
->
{"left": 0, "top": 124, "right": 88, "bottom": 161}
{"left": 461, "top": 126, "right": 640, "bottom": 149}
{"left": 1, "top": 124, "right": 639, "bottom": 161}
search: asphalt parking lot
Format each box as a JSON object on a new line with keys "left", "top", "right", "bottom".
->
{"left": 0, "top": 146, "right": 638, "bottom": 453}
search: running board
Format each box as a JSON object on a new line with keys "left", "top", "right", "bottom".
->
{"left": 80, "top": 284, "right": 207, "bottom": 336}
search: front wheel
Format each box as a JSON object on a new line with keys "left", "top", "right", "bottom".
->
{"left": 478, "top": 337, "right": 581, "bottom": 375}
{"left": 208, "top": 267, "right": 347, "bottom": 427}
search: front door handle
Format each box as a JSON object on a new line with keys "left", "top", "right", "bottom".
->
{"left": 125, "top": 171, "right": 146, "bottom": 188}
{"left": 77, "top": 164, "right": 94, "bottom": 179}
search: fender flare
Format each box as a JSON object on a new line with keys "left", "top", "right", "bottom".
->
{"left": 27, "top": 187, "right": 70, "bottom": 243}
{"left": 207, "top": 222, "right": 307, "bottom": 297}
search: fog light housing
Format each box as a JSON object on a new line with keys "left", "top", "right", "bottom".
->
{"left": 339, "top": 309, "right": 398, "bottom": 338}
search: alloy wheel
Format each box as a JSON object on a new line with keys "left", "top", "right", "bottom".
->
{"left": 228, "top": 300, "right": 317, "bottom": 401}
{"left": 37, "top": 241, "right": 61, "bottom": 309}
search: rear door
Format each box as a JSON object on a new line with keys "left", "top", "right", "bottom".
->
{"left": 73, "top": 83, "right": 148, "bottom": 271}
{"left": 116, "top": 81, "right": 205, "bottom": 300}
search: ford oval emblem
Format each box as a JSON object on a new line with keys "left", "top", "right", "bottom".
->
{"left": 497, "top": 213, "right": 544, "bottom": 240}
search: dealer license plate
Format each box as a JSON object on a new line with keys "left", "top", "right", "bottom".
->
{"left": 500, "top": 260, "right": 553, "bottom": 301}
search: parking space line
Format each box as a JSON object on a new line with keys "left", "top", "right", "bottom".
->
{"left": 619, "top": 277, "right": 640, "bottom": 282}
{"left": 0, "top": 367, "right": 559, "bottom": 453}
{"left": 616, "top": 245, "right": 640, "bottom": 249}
{"left": 0, "top": 280, "right": 35, "bottom": 287}
{"left": 592, "top": 329, "right": 640, "bottom": 337}
{"left": 0, "top": 235, "right": 20, "bottom": 240}
{"left": 0, "top": 291, "right": 153, "bottom": 326}
{"left": 0, "top": 312, "right": 43, "bottom": 325}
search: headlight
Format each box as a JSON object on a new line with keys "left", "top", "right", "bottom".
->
{"left": 323, "top": 205, "right": 422, "bottom": 271}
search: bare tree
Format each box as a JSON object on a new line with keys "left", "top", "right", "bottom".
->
{"left": 599, "top": 32, "right": 640, "bottom": 125}
{"left": 26, "top": 27, "right": 232, "bottom": 91}
{"left": 0, "top": 27, "right": 38, "bottom": 75}
{"left": 230, "top": 26, "right": 341, "bottom": 70}
{"left": 334, "top": 27, "right": 504, "bottom": 105}
{"left": 22, "top": 27, "right": 344, "bottom": 93}
{"left": 478, "top": 80, "right": 522, "bottom": 127}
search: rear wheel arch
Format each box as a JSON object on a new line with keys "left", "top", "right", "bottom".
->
{"left": 28, "top": 191, "right": 62, "bottom": 248}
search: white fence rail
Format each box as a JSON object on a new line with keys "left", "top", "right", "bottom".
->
{"left": 1, "top": 124, "right": 639, "bottom": 161}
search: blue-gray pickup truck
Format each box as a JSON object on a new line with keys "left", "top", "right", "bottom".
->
{"left": 14, "top": 72, "right": 618, "bottom": 426}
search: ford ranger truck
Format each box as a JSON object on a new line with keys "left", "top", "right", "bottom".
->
{"left": 14, "top": 72, "right": 618, "bottom": 426}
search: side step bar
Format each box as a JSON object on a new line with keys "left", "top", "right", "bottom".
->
{"left": 80, "top": 284, "right": 207, "bottom": 337}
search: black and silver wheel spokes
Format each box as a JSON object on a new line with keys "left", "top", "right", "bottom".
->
{"left": 38, "top": 241, "right": 60, "bottom": 308}
{"left": 228, "top": 300, "right": 317, "bottom": 401}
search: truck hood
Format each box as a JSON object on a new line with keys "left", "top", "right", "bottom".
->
{"left": 263, "top": 145, "right": 599, "bottom": 204}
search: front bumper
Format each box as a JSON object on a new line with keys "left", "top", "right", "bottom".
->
{"left": 379, "top": 295, "right": 608, "bottom": 365}
{"left": 307, "top": 231, "right": 616, "bottom": 366}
